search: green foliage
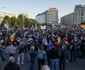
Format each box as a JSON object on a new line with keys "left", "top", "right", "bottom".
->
{"left": 10, "top": 17, "right": 17, "bottom": 27}
{"left": 1, "top": 14, "right": 39, "bottom": 28}
{"left": 1, "top": 16, "right": 10, "bottom": 26}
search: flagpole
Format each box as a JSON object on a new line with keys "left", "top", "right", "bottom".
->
{"left": 23, "top": 14, "right": 24, "bottom": 29}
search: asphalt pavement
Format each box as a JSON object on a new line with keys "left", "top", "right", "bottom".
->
{"left": 1, "top": 51, "right": 85, "bottom": 70}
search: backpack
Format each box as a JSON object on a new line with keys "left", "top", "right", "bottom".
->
{"left": 19, "top": 41, "right": 25, "bottom": 49}
{"left": 37, "top": 49, "right": 45, "bottom": 59}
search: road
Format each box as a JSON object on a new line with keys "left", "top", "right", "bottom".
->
{"left": 1, "top": 51, "right": 85, "bottom": 70}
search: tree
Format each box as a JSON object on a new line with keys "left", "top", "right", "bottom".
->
{"left": 17, "top": 14, "right": 23, "bottom": 27}
{"left": 1, "top": 16, "right": 10, "bottom": 26}
{"left": 17, "top": 14, "right": 39, "bottom": 28}
{"left": 10, "top": 17, "right": 17, "bottom": 27}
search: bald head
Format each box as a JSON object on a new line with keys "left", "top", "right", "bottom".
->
{"left": 9, "top": 56, "right": 15, "bottom": 62}
{"left": 42, "top": 65, "right": 50, "bottom": 70}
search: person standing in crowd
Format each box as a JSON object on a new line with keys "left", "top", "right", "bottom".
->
{"left": 76, "top": 38, "right": 81, "bottom": 58}
{"left": 4, "top": 56, "right": 20, "bottom": 70}
{"left": 42, "top": 65, "right": 50, "bottom": 70}
{"left": 80, "top": 37, "right": 85, "bottom": 58}
{"left": 59, "top": 44, "right": 67, "bottom": 70}
{"left": 54, "top": 40, "right": 60, "bottom": 48}
{"left": 21, "top": 36, "right": 28, "bottom": 52}
{"left": 34, "top": 40, "right": 40, "bottom": 52}
{"left": 5, "top": 42, "right": 16, "bottom": 57}
{"left": 29, "top": 46, "right": 37, "bottom": 70}
{"left": 69, "top": 37, "right": 77, "bottom": 62}
{"left": 10, "top": 34, "right": 15, "bottom": 43}
{"left": 27, "top": 38, "right": 34, "bottom": 62}
{"left": 47, "top": 40, "right": 52, "bottom": 50}
{"left": 46, "top": 48, "right": 51, "bottom": 67}
{"left": 0, "top": 40, "right": 5, "bottom": 61}
{"left": 43, "top": 36, "right": 48, "bottom": 51}
{"left": 0, "top": 45, "right": 2, "bottom": 68}
{"left": 37, "top": 46, "right": 46, "bottom": 70}
{"left": 49, "top": 45, "right": 59, "bottom": 70}
{"left": 17, "top": 40, "right": 25, "bottom": 65}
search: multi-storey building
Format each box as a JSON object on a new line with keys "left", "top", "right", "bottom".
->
{"left": 61, "top": 5, "right": 85, "bottom": 25}
{"left": 36, "top": 8, "right": 59, "bottom": 27}
{"left": 0, "top": 12, "right": 16, "bottom": 24}
{"left": 61, "top": 13, "right": 74, "bottom": 25}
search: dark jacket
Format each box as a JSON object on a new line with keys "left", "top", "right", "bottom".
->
{"left": 0, "top": 47, "right": 2, "bottom": 57}
{"left": 49, "top": 48, "right": 59, "bottom": 59}
{"left": 81, "top": 39, "right": 85, "bottom": 50}
{"left": 60, "top": 49, "right": 66, "bottom": 62}
{"left": 29, "top": 50, "right": 37, "bottom": 60}
{"left": 4, "top": 62, "right": 20, "bottom": 70}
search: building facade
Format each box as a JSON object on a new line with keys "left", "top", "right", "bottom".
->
{"left": 36, "top": 12, "right": 46, "bottom": 24}
{"left": 36, "top": 8, "right": 58, "bottom": 27}
{"left": 0, "top": 12, "right": 16, "bottom": 24}
{"left": 61, "top": 5, "right": 85, "bottom": 25}
{"left": 61, "top": 13, "right": 74, "bottom": 25}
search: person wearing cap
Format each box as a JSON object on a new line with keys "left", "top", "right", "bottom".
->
{"left": 4, "top": 56, "right": 20, "bottom": 70}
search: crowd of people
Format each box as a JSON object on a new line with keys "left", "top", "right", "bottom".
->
{"left": 0, "top": 25, "right": 85, "bottom": 70}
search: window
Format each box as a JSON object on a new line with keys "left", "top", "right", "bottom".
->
{"left": 81, "top": 10, "right": 83, "bottom": 16}
{"left": 81, "top": 12, "right": 83, "bottom": 16}
{"left": 81, "top": 20, "right": 83, "bottom": 23}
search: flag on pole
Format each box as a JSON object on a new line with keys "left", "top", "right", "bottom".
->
{"left": 81, "top": 23, "right": 85, "bottom": 29}
{"left": 77, "top": 24, "right": 85, "bottom": 30}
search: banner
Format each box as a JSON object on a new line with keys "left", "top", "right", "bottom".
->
{"left": 40, "top": 25, "right": 46, "bottom": 29}
{"left": 4, "top": 23, "right": 9, "bottom": 29}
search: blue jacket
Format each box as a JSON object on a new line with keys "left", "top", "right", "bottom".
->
{"left": 37, "top": 49, "right": 46, "bottom": 60}
{"left": 47, "top": 42, "right": 52, "bottom": 50}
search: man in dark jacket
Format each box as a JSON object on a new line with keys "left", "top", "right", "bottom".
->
{"left": 4, "top": 56, "right": 20, "bottom": 70}
{"left": 80, "top": 37, "right": 85, "bottom": 58}
{"left": 59, "top": 44, "right": 67, "bottom": 70}
{"left": 49, "top": 45, "right": 59, "bottom": 70}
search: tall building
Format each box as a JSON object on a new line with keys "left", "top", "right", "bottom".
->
{"left": 61, "top": 13, "right": 74, "bottom": 25}
{"left": 0, "top": 12, "right": 16, "bottom": 24}
{"left": 36, "top": 8, "right": 58, "bottom": 27}
{"left": 74, "top": 5, "right": 85, "bottom": 24}
{"left": 36, "top": 12, "right": 46, "bottom": 24}
{"left": 61, "top": 5, "right": 85, "bottom": 25}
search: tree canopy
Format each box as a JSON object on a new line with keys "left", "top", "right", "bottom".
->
{"left": 1, "top": 14, "right": 39, "bottom": 28}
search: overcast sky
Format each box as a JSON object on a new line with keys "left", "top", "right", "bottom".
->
{"left": 0, "top": 0, "right": 85, "bottom": 19}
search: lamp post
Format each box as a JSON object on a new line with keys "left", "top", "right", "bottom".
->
{"left": 23, "top": 14, "right": 24, "bottom": 29}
